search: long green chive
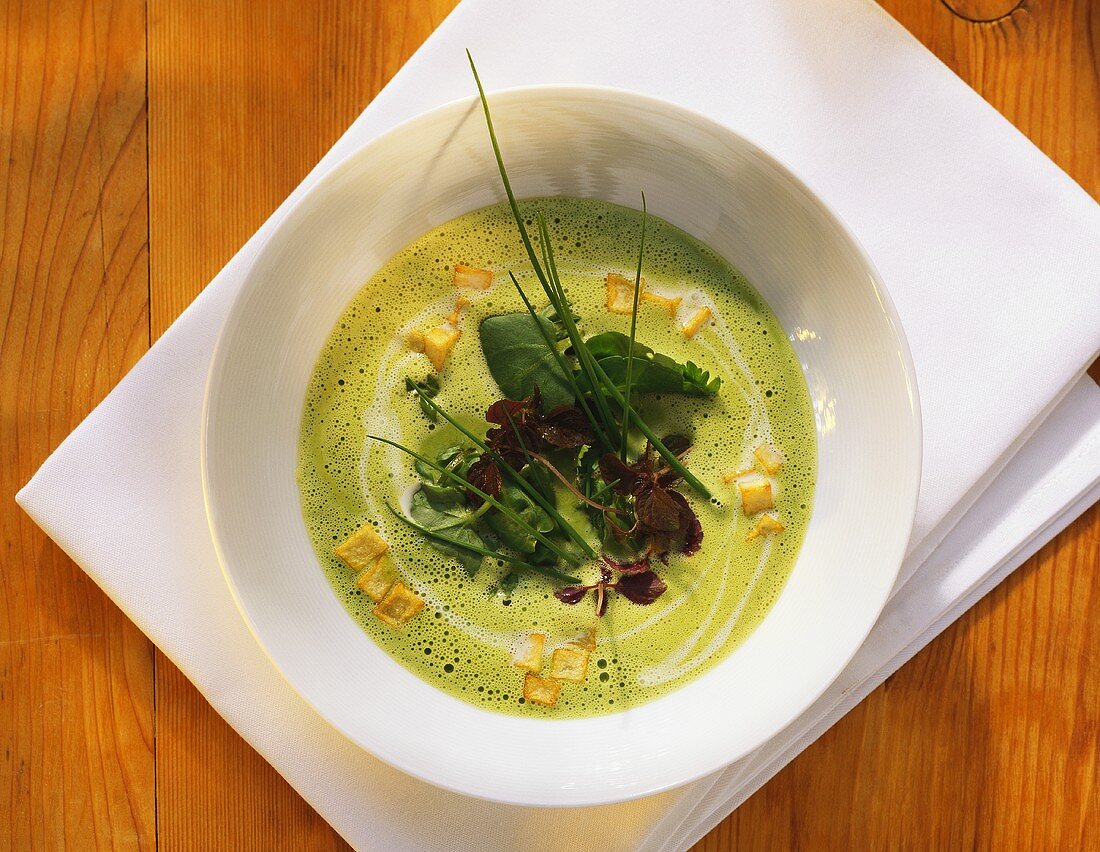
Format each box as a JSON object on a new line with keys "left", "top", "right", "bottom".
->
{"left": 469, "top": 52, "right": 617, "bottom": 446}
{"left": 468, "top": 52, "right": 552, "bottom": 292}
{"left": 536, "top": 213, "right": 619, "bottom": 444}
{"left": 383, "top": 502, "right": 581, "bottom": 584}
{"left": 369, "top": 434, "right": 581, "bottom": 565}
{"left": 468, "top": 52, "right": 710, "bottom": 498}
{"left": 620, "top": 193, "right": 647, "bottom": 461}
{"left": 405, "top": 387, "right": 596, "bottom": 558}
{"left": 505, "top": 271, "right": 609, "bottom": 448}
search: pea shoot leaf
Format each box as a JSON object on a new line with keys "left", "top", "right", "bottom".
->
{"left": 583, "top": 331, "right": 721, "bottom": 397}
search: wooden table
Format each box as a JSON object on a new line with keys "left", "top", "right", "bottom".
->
{"left": 2, "top": 1, "right": 1096, "bottom": 848}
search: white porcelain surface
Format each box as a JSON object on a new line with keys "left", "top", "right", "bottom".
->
{"left": 202, "top": 87, "right": 920, "bottom": 806}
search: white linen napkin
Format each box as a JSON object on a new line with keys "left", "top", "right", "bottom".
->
{"left": 17, "top": 0, "right": 1100, "bottom": 849}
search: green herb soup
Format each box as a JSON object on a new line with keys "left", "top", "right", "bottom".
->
{"left": 297, "top": 197, "right": 816, "bottom": 718}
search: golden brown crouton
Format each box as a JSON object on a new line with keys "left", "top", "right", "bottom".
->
{"left": 334, "top": 524, "right": 389, "bottom": 571}
{"left": 753, "top": 444, "right": 785, "bottom": 474}
{"left": 737, "top": 474, "right": 775, "bottom": 516}
{"left": 512, "top": 633, "right": 545, "bottom": 673}
{"left": 373, "top": 582, "right": 425, "bottom": 627}
{"left": 523, "top": 673, "right": 561, "bottom": 707}
{"left": 606, "top": 272, "right": 645, "bottom": 314}
{"left": 745, "top": 514, "right": 785, "bottom": 542}
{"left": 453, "top": 264, "right": 494, "bottom": 290}
{"left": 423, "top": 325, "right": 460, "bottom": 371}
{"left": 550, "top": 646, "right": 590, "bottom": 684}
{"left": 682, "top": 306, "right": 712, "bottom": 338}
{"left": 356, "top": 557, "right": 398, "bottom": 602}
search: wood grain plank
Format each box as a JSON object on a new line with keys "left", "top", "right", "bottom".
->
{"left": 146, "top": 2, "right": 454, "bottom": 849}
{"left": 0, "top": 0, "right": 155, "bottom": 849}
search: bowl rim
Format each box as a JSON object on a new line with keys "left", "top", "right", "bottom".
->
{"left": 201, "top": 83, "right": 922, "bottom": 806}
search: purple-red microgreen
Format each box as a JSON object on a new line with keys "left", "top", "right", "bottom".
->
{"left": 554, "top": 557, "right": 667, "bottom": 615}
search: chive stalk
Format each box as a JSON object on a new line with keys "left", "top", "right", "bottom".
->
{"left": 468, "top": 51, "right": 710, "bottom": 498}
{"left": 506, "top": 271, "right": 609, "bottom": 448}
{"left": 620, "top": 193, "right": 647, "bottom": 461}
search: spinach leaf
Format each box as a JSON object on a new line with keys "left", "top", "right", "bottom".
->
{"left": 409, "top": 489, "right": 484, "bottom": 574}
{"left": 584, "top": 331, "right": 721, "bottom": 397}
{"left": 479, "top": 312, "right": 574, "bottom": 411}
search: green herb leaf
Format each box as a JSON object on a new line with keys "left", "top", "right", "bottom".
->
{"left": 408, "top": 489, "right": 484, "bottom": 574}
{"left": 479, "top": 312, "right": 574, "bottom": 411}
{"left": 583, "top": 331, "right": 721, "bottom": 397}
{"left": 406, "top": 387, "right": 597, "bottom": 558}
{"left": 370, "top": 434, "right": 582, "bottom": 565}
{"left": 406, "top": 374, "right": 441, "bottom": 421}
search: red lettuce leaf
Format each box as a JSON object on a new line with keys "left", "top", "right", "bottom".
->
{"left": 554, "top": 585, "right": 590, "bottom": 605}
{"left": 612, "top": 571, "right": 667, "bottom": 605}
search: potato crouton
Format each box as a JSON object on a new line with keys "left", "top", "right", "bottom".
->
{"left": 753, "top": 444, "right": 785, "bottom": 474}
{"left": 453, "top": 264, "right": 494, "bottom": 290}
{"left": 682, "top": 306, "right": 712, "bottom": 338}
{"left": 512, "top": 633, "right": 545, "bottom": 673}
{"left": 423, "top": 325, "right": 460, "bottom": 371}
{"left": 523, "top": 673, "right": 561, "bottom": 707}
{"left": 550, "top": 647, "right": 590, "bottom": 684}
{"left": 745, "top": 514, "right": 785, "bottom": 542}
{"left": 373, "top": 582, "right": 425, "bottom": 627}
{"left": 737, "top": 474, "right": 775, "bottom": 515}
{"left": 356, "top": 557, "right": 398, "bottom": 602}
{"left": 606, "top": 272, "right": 645, "bottom": 314}
{"left": 334, "top": 523, "right": 389, "bottom": 571}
